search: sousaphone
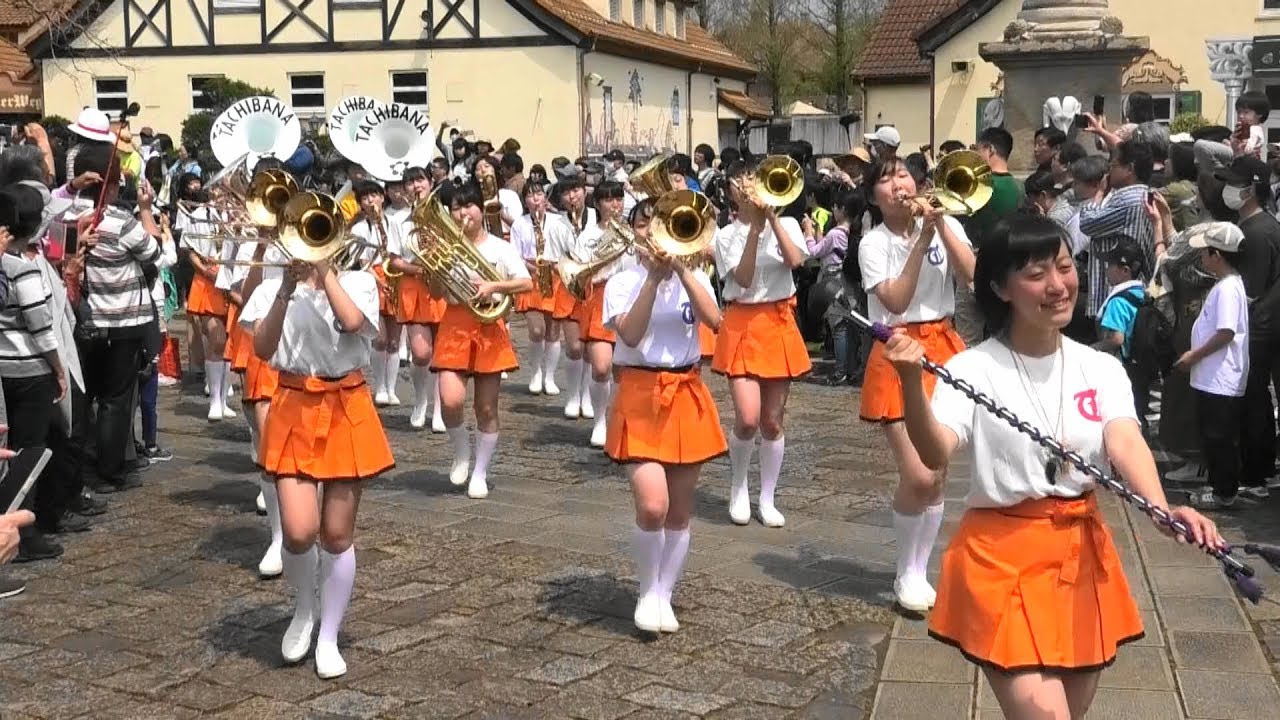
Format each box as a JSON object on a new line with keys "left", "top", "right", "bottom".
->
{"left": 326, "top": 96, "right": 387, "bottom": 161}
{"left": 349, "top": 101, "right": 434, "bottom": 181}
{"left": 209, "top": 95, "right": 302, "bottom": 171}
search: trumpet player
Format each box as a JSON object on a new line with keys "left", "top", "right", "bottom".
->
{"left": 603, "top": 198, "right": 725, "bottom": 634}
{"left": 550, "top": 175, "right": 596, "bottom": 419}
{"left": 349, "top": 181, "right": 403, "bottom": 406}
{"left": 241, "top": 253, "right": 394, "bottom": 680}
{"left": 857, "top": 156, "right": 974, "bottom": 613}
{"left": 511, "top": 182, "right": 569, "bottom": 395}
{"left": 432, "top": 183, "right": 533, "bottom": 499}
{"left": 393, "top": 167, "right": 447, "bottom": 432}
{"left": 572, "top": 181, "right": 633, "bottom": 447}
{"left": 713, "top": 160, "right": 811, "bottom": 528}
{"left": 177, "top": 194, "right": 234, "bottom": 421}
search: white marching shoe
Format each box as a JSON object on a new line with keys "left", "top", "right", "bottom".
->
{"left": 893, "top": 575, "right": 936, "bottom": 613}
{"left": 374, "top": 390, "right": 390, "bottom": 406}
{"left": 258, "top": 543, "right": 283, "bottom": 578}
{"left": 409, "top": 404, "right": 428, "bottom": 430}
{"left": 431, "top": 411, "right": 446, "bottom": 434}
{"left": 528, "top": 368, "right": 544, "bottom": 395}
{"left": 658, "top": 599, "right": 679, "bottom": 633}
{"left": 386, "top": 389, "right": 401, "bottom": 406}
{"left": 758, "top": 503, "right": 786, "bottom": 528}
{"left": 564, "top": 394, "right": 581, "bottom": 419}
{"left": 633, "top": 594, "right": 662, "bottom": 633}
{"left": 543, "top": 376, "right": 561, "bottom": 396}
{"left": 728, "top": 482, "right": 751, "bottom": 526}
{"left": 281, "top": 602, "right": 317, "bottom": 663}
{"left": 450, "top": 457, "right": 470, "bottom": 487}
{"left": 207, "top": 401, "right": 224, "bottom": 422}
{"left": 255, "top": 491, "right": 267, "bottom": 514}
{"left": 314, "top": 642, "right": 347, "bottom": 679}
{"left": 580, "top": 390, "right": 595, "bottom": 419}
{"left": 590, "top": 420, "right": 608, "bottom": 448}
{"left": 221, "top": 404, "right": 237, "bottom": 419}
{"left": 467, "top": 474, "right": 489, "bottom": 499}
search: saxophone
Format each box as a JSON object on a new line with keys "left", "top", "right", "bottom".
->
{"left": 478, "top": 164, "right": 504, "bottom": 236}
{"left": 372, "top": 208, "right": 403, "bottom": 317}
{"left": 533, "top": 211, "right": 553, "bottom": 296}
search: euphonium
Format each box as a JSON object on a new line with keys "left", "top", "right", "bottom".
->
{"left": 533, "top": 211, "right": 554, "bottom": 297}
{"left": 899, "top": 149, "right": 993, "bottom": 217}
{"left": 558, "top": 219, "right": 639, "bottom": 301}
{"left": 405, "top": 190, "right": 512, "bottom": 323}
{"left": 628, "top": 153, "right": 675, "bottom": 198}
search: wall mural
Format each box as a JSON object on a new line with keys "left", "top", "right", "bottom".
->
{"left": 584, "top": 68, "right": 680, "bottom": 157}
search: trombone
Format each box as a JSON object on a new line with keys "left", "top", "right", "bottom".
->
{"left": 897, "top": 150, "right": 993, "bottom": 217}
{"left": 402, "top": 189, "right": 512, "bottom": 323}
{"left": 215, "top": 192, "right": 377, "bottom": 268}
{"left": 178, "top": 167, "right": 299, "bottom": 246}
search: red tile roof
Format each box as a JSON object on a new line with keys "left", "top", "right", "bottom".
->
{"left": 853, "top": 0, "right": 958, "bottom": 82}
{"left": 0, "top": 1, "right": 74, "bottom": 27}
{"left": 717, "top": 89, "right": 770, "bottom": 120}
{"left": 0, "top": 38, "right": 34, "bottom": 81}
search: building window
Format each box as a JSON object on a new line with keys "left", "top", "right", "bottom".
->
{"left": 655, "top": 0, "right": 666, "bottom": 33}
{"left": 190, "top": 75, "right": 222, "bottom": 112}
{"left": 633, "top": 0, "right": 644, "bottom": 27}
{"left": 1266, "top": 0, "right": 1280, "bottom": 13}
{"left": 675, "top": 5, "right": 685, "bottom": 39}
{"left": 391, "top": 71, "right": 428, "bottom": 109}
{"left": 289, "top": 73, "right": 325, "bottom": 113}
{"left": 94, "top": 77, "right": 129, "bottom": 114}
{"left": 609, "top": 0, "right": 620, "bottom": 21}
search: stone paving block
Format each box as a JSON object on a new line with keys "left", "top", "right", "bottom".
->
{"left": 869, "top": 681, "right": 971, "bottom": 720}
{"left": 1147, "top": 566, "right": 1237, "bottom": 598}
{"left": 1085, "top": 688, "right": 1185, "bottom": 719}
{"left": 622, "top": 684, "right": 735, "bottom": 715}
{"left": 880, "top": 639, "right": 974, "bottom": 684}
{"left": 1128, "top": 609, "right": 1164, "bottom": 647}
{"left": 1157, "top": 596, "right": 1253, "bottom": 633}
{"left": 1169, "top": 630, "right": 1272, "bottom": 673}
{"left": 727, "top": 619, "right": 816, "bottom": 648}
{"left": 1098, "top": 645, "right": 1176, "bottom": 690}
{"left": 1178, "top": 669, "right": 1280, "bottom": 719}
{"left": 891, "top": 617, "right": 930, "bottom": 640}
{"left": 306, "top": 689, "right": 406, "bottom": 719}
{"left": 519, "top": 655, "right": 611, "bottom": 685}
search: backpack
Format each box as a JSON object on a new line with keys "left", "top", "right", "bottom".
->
{"left": 1115, "top": 289, "right": 1175, "bottom": 375}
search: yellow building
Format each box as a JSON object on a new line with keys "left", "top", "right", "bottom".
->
{"left": 855, "top": 0, "right": 1280, "bottom": 150}
{"left": 32, "top": 0, "right": 763, "bottom": 165}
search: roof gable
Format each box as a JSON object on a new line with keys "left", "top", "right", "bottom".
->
{"left": 916, "top": 0, "right": 1002, "bottom": 54}
{"left": 853, "top": 0, "right": 959, "bottom": 82}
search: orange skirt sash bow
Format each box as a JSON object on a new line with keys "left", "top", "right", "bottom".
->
{"left": 859, "top": 318, "right": 963, "bottom": 423}
{"left": 710, "top": 298, "right": 811, "bottom": 379}
{"left": 928, "top": 494, "right": 1144, "bottom": 673}
{"left": 258, "top": 370, "right": 395, "bottom": 482}
{"left": 604, "top": 365, "right": 727, "bottom": 465}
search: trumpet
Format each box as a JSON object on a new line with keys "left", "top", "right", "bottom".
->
{"left": 897, "top": 149, "right": 993, "bottom": 217}
{"left": 404, "top": 190, "right": 512, "bottom": 323}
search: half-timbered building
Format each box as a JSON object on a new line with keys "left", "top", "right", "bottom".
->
{"left": 31, "top": 0, "right": 761, "bottom": 164}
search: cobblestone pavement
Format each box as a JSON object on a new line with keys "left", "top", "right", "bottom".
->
{"left": 0, "top": 319, "right": 1278, "bottom": 719}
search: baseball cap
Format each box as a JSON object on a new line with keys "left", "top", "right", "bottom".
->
{"left": 864, "top": 126, "right": 901, "bottom": 148}
{"left": 1214, "top": 155, "right": 1269, "bottom": 187}
{"left": 1186, "top": 221, "right": 1245, "bottom": 253}
{"left": 1102, "top": 242, "right": 1145, "bottom": 275}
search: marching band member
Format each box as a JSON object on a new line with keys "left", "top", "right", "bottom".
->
{"left": 177, "top": 195, "right": 233, "bottom": 421}
{"left": 431, "top": 183, "right": 533, "bottom": 499}
{"left": 348, "top": 180, "right": 403, "bottom": 406}
{"left": 603, "top": 199, "right": 726, "bottom": 633}
{"left": 510, "top": 182, "right": 570, "bottom": 396}
{"left": 880, "top": 213, "right": 1222, "bottom": 718}
{"left": 573, "top": 180, "right": 632, "bottom": 447}
{"left": 391, "top": 167, "right": 448, "bottom": 432}
{"left": 712, "top": 160, "right": 810, "bottom": 528}
{"left": 474, "top": 155, "right": 522, "bottom": 239}
{"left": 550, "top": 176, "right": 596, "bottom": 419}
{"left": 857, "top": 156, "right": 973, "bottom": 612}
{"left": 242, "top": 251, "right": 393, "bottom": 680}
{"left": 384, "top": 178, "right": 413, "bottom": 364}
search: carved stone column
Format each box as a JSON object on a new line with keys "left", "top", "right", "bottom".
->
{"left": 1206, "top": 38, "right": 1255, "bottom": 128}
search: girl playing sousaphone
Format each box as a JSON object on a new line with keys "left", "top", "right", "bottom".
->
{"left": 511, "top": 181, "right": 573, "bottom": 396}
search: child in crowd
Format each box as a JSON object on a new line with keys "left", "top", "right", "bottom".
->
{"left": 1233, "top": 91, "right": 1270, "bottom": 161}
{"left": 1094, "top": 243, "right": 1151, "bottom": 431}
{"left": 1175, "top": 225, "right": 1249, "bottom": 509}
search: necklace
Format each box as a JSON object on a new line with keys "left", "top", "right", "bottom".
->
{"left": 1007, "top": 336, "right": 1067, "bottom": 485}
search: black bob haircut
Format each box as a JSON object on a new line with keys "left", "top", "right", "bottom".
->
{"left": 352, "top": 179, "right": 385, "bottom": 200}
{"left": 974, "top": 214, "right": 1072, "bottom": 333}
{"left": 593, "top": 179, "right": 625, "bottom": 202}
{"left": 450, "top": 181, "right": 484, "bottom": 209}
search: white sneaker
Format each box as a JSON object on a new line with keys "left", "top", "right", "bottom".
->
{"left": 590, "top": 421, "right": 607, "bottom": 448}
{"left": 580, "top": 391, "right": 595, "bottom": 419}
{"left": 221, "top": 405, "right": 237, "bottom": 420}
{"left": 658, "top": 599, "right": 679, "bottom": 633}
{"left": 501, "top": 371, "right": 509, "bottom": 380}
{"left": 431, "top": 412, "right": 446, "bottom": 433}
{"left": 528, "top": 369, "right": 544, "bottom": 395}
{"left": 281, "top": 604, "right": 316, "bottom": 663}
{"left": 893, "top": 575, "right": 935, "bottom": 613}
{"left": 1165, "top": 464, "right": 1202, "bottom": 483}
{"left": 258, "top": 544, "right": 283, "bottom": 578}
{"left": 633, "top": 593, "right": 662, "bottom": 633}
{"left": 543, "top": 377, "right": 561, "bottom": 396}
{"left": 314, "top": 642, "right": 347, "bottom": 679}
{"left": 386, "top": 391, "right": 402, "bottom": 406}
{"left": 204, "top": 382, "right": 210, "bottom": 396}
{"left": 728, "top": 483, "right": 750, "bottom": 526}
{"left": 758, "top": 503, "right": 786, "bottom": 528}
{"left": 374, "top": 391, "right": 390, "bottom": 406}
{"left": 467, "top": 475, "right": 489, "bottom": 499}
{"left": 255, "top": 491, "right": 266, "bottom": 514}
{"left": 564, "top": 396, "right": 581, "bottom": 419}
{"left": 207, "top": 403, "right": 223, "bottom": 422}
{"left": 409, "top": 405, "right": 428, "bottom": 430}
{"left": 450, "top": 458, "right": 470, "bottom": 487}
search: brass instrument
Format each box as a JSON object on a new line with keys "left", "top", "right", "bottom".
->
{"left": 404, "top": 190, "right": 513, "bottom": 322}
{"left": 897, "top": 149, "right": 993, "bottom": 217}
{"left": 477, "top": 163, "right": 504, "bottom": 236}
{"left": 558, "top": 190, "right": 715, "bottom": 300}
{"left": 371, "top": 207, "right": 403, "bottom": 316}
{"left": 217, "top": 192, "right": 371, "bottom": 268}
{"left": 629, "top": 153, "right": 675, "bottom": 197}
{"left": 179, "top": 165, "right": 298, "bottom": 246}
{"left": 567, "top": 207, "right": 585, "bottom": 235}
{"left": 532, "top": 211, "right": 554, "bottom": 296}
{"left": 736, "top": 155, "right": 805, "bottom": 208}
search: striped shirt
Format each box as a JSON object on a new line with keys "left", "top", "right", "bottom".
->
{"left": 82, "top": 207, "right": 162, "bottom": 332}
{"left": 1078, "top": 184, "right": 1155, "bottom": 317}
{"left": 0, "top": 253, "right": 58, "bottom": 378}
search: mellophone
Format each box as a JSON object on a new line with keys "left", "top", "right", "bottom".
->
{"left": 844, "top": 309, "right": 1274, "bottom": 605}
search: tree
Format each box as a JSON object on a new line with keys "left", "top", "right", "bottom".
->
{"left": 717, "top": 0, "right": 807, "bottom": 116}
{"left": 180, "top": 77, "right": 276, "bottom": 165}
{"left": 807, "top": 0, "right": 883, "bottom": 114}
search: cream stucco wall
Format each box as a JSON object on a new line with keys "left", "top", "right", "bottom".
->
{"left": 928, "top": 0, "right": 1280, "bottom": 146}
{"left": 862, "top": 82, "right": 932, "bottom": 151}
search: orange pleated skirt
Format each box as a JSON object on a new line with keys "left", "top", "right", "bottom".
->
{"left": 605, "top": 366, "right": 727, "bottom": 465}
{"left": 242, "top": 352, "right": 279, "bottom": 403}
{"left": 395, "top": 274, "right": 447, "bottom": 326}
{"left": 431, "top": 304, "right": 519, "bottom": 375}
{"left": 223, "top": 304, "right": 254, "bottom": 372}
{"left": 187, "top": 273, "right": 227, "bottom": 317}
{"left": 711, "top": 298, "right": 811, "bottom": 379}
{"left": 573, "top": 283, "right": 615, "bottom": 343}
{"left": 552, "top": 283, "right": 578, "bottom": 321}
{"left": 517, "top": 272, "right": 559, "bottom": 314}
{"left": 929, "top": 494, "right": 1144, "bottom": 673}
{"left": 698, "top": 323, "right": 716, "bottom": 359}
{"left": 258, "top": 371, "right": 394, "bottom": 481}
{"left": 859, "top": 319, "right": 963, "bottom": 423}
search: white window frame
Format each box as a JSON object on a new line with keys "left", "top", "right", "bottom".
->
{"left": 1264, "top": 0, "right": 1280, "bottom": 16}
{"left": 675, "top": 5, "right": 685, "bottom": 39}
{"left": 390, "top": 70, "right": 428, "bottom": 110}
{"left": 609, "top": 0, "right": 620, "bottom": 21}
{"left": 655, "top": 0, "right": 666, "bottom": 34}
{"left": 289, "top": 73, "right": 326, "bottom": 115}
{"left": 1148, "top": 92, "right": 1177, "bottom": 126}
{"left": 189, "top": 75, "right": 223, "bottom": 113}
{"left": 94, "top": 77, "right": 129, "bottom": 114}
{"left": 633, "top": 0, "right": 645, "bottom": 28}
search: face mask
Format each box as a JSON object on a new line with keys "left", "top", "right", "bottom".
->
{"left": 1222, "top": 185, "right": 1250, "bottom": 210}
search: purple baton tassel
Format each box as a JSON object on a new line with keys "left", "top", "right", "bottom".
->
{"left": 846, "top": 310, "right": 1263, "bottom": 605}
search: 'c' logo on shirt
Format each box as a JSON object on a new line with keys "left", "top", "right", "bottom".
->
{"left": 680, "top": 302, "right": 695, "bottom": 325}
{"left": 1075, "top": 389, "right": 1101, "bottom": 422}
{"left": 927, "top": 243, "right": 943, "bottom": 266}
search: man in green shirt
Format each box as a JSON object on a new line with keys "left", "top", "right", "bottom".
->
{"left": 967, "top": 127, "right": 1025, "bottom": 252}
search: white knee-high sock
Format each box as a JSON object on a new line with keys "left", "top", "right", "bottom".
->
{"left": 370, "top": 350, "right": 386, "bottom": 394}
{"left": 564, "top": 358, "right": 582, "bottom": 408}
{"left": 656, "top": 527, "right": 690, "bottom": 603}
{"left": 205, "top": 360, "right": 225, "bottom": 413}
{"left": 913, "top": 502, "right": 944, "bottom": 580}
{"left": 261, "top": 478, "right": 282, "bottom": 551}
{"left": 317, "top": 547, "right": 356, "bottom": 647}
{"left": 893, "top": 510, "right": 925, "bottom": 581}
{"left": 447, "top": 426, "right": 471, "bottom": 485}
{"left": 728, "top": 433, "right": 755, "bottom": 516}
{"left": 527, "top": 340, "right": 545, "bottom": 375}
{"left": 411, "top": 365, "right": 430, "bottom": 413}
{"left": 246, "top": 413, "right": 260, "bottom": 461}
{"left": 472, "top": 431, "right": 498, "bottom": 484}
{"left": 579, "top": 362, "right": 593, "bottom": 404}
{"left": 758, "top": 436, "right": 785, "bottom": 510}
{"left": 631, "top": 527, "right": 666, "bottom": 599}
{"left": 383, "top": 352, "right": 399, "bottom": 396}
{"left": 222, "top": 361, "right": 234, "bottom": 398}
{"left": 283, "top": 545, "right": 318, "bottom": 618}
{"left": 544, "top": 341, "right": 562, "bottom": 379}
{"left": 590, "top": 379, "right": 609, "bottom": 429}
